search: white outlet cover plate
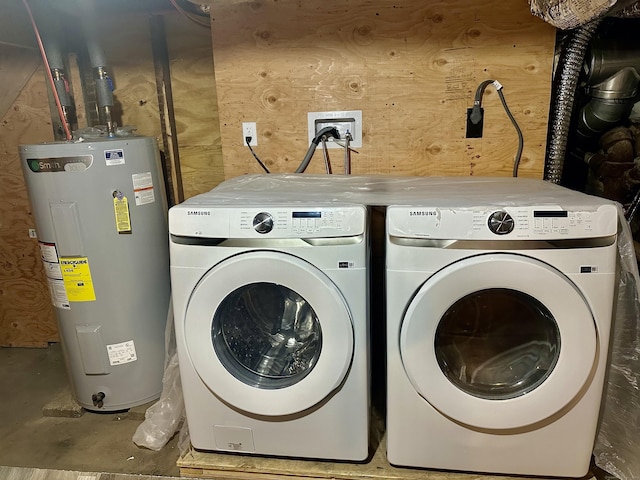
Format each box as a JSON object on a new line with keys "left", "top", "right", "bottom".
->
{"left": 242, "top": 122, "right": 257, "bottom": 146}
{"left": 307, "top": 110, "right": 362, "bottom": 149}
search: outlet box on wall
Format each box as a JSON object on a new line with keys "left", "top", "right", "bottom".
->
{"left": 242, "top": 122, "right": 258, "bottom": 146}
{"left": 308, "top": 110, "right": 362, "bottom": 149}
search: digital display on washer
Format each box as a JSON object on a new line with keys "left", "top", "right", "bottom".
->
{"left": 533, "top": 210, "right": 568, "bottom": 218}
{"left": 292, "top": 212, "right": 322, "bottom": 218}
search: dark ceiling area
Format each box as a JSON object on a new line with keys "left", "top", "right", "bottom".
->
{"left": 0, "top": 0, "right": 209, "bottom": 49}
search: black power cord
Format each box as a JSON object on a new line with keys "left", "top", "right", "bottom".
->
{"left": 469, "top": 80, "right": 524, "bottom": 177}
{"left": 245, "top": 136, "right": 270, "bottom": 173}
{"left": 244, "top": 126, "right": 340, "bottom": 174}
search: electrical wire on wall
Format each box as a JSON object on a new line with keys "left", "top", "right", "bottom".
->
{"left": 21, "top": 0, "right": 73, "bottom": 141}
{"left": 245, "top": 136, "right": 270, "bottom": 173}
{"left": 468, "top": 80, "right": 524, "bottom": 177}
{"left": 244, "top": 126, "right": 341, "bottom": 174}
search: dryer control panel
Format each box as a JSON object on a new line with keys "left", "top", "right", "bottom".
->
{"left": 169, "top": 204, "right": 366, "bottom": 238}
{"left": 388, "top": 204, "right": 618, "bottom": 240}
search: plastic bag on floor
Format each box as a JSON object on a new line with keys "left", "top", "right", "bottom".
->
{"left": 133, "top": 298, "right": 186, "bottom": 451}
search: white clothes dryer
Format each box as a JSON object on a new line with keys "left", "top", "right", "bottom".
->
{"left": 169, "top": 194, "right": 369, "bottom": 461}
{"left": 385, "top": 178, "right": 618, "bottom": 477}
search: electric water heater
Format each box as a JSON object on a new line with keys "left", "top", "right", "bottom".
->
{"left": 20, "top": 136, "right": 170, "bottom": 412}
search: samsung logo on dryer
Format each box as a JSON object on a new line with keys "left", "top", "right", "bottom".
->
{"left": 409, "top": 210, "right": 438, "bottom": 217}
{"left": 186, "top": 210, "right": 211, "bottom": 216}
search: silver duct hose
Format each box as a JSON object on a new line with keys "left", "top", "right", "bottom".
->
{"left": 545, "top": 20, "right": 601, "bottom": 184}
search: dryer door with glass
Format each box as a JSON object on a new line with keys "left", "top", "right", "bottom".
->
{"left": 400, "top": 252, "right": 598, "bottom": 430}
{"left": 184, "top": 250, "right": 354, "bottom": 417}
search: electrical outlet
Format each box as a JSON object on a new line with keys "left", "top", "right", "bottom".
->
{"left": 308, "top": 110, "right": 362, "bottom": 149}
{"left": 242, "top": 122, "right": 257, "bottom": 146}
{"left": 465, "top": 108, "right": 484, "bottom": 138}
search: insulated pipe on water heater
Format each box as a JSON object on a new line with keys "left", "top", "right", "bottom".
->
{"left": 80, "top": 12, "right": 115, "bottom": 136}
{"left": 40, "top": 20, "right": 75, "bottom": 138}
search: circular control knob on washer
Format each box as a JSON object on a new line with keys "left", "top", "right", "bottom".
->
{"left": 488, "top": 210, "right": 515, "bottom": 235}
{"left": 253, "top": 212, "right": 274, "bottom": 234}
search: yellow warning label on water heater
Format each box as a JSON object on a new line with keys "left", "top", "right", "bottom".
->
{"left": 113, "top": 196, "right": 132, "bottom": 233}
{"left": 60, "top": 257, "right": 96, "bottom": 302}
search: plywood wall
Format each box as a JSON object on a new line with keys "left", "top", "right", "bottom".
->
{"left": 0, "top": 69, "right": 59, "bottom": 347}
{"left": 210, "top": 0, "right": 556, "bottom": 179}
{"left": 165, "top": 14, "right": 224, "bottom": 199}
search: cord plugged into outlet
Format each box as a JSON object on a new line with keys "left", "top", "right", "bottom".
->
{"left": 242, "top": 122, "right": 257, "bottom": 146}
{"left": 466, "top": 106, "right": 484, "bottom": 138}
{"left": 466, "top": 80, "right": 524, "bottom": 177}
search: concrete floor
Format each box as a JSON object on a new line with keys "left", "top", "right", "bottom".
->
{"left": 0, "top": 344, "right": 183, "bottom": 477}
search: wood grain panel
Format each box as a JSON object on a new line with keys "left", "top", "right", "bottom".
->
{"left": 0, "top": 45, "right": 40, "bottom": 121}
{"left": 179, "top": 144, "right": 225, "bottom": 198}
{"left": 210, "top": 0, "right": 556, "bottom": 180}
{"left": 164, "top": 13, "right": 225, "bottom": 198}
{"left": 0, "top": 69, "right": 58, "bottom": 347}
{"left": 99, "top": 15, "right": 161, "bottom": 139}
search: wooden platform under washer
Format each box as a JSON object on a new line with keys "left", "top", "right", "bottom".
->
{"left": 177, "top": 431, "right": 597, "bottom": 480}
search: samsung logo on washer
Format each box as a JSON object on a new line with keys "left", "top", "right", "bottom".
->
{"left": 186, "top": 211, "right": 211, "bottom": 216}
{"left": 409, "top": 210, "right": 437, "bottom": 216}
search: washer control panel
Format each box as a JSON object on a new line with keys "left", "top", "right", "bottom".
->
{"left": 169, "top": 204, "right": 365, "bottom": 238}
{"left": 387, "top": 204, "right": 618, "bottom": 240}
{"left": 238, "top": 208, "right": 355, "bottom": 236}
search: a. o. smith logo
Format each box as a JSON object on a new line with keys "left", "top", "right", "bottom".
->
{"left": 409, "top": 210, "right": 437, "bottom": 216}
{"left": 186, "top": 210, "right": 210, "bottom": 216}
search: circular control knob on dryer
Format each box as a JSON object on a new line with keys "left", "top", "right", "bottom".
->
{"left": 488, "top": 210, "right": 515, "bottom": 235}
{"left": 253, "top": 212, "right": 274, "bottom": 234}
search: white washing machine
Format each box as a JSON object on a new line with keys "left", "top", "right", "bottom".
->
{"left": 169, "top": 193, "right": 369, "bottom": 461}
{"left": 385, "top": 178, "right": 619, "bottom": 477}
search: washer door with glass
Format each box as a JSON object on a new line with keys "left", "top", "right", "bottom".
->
{"left": 184, "top": 250, "right": 354, "bottom": 416}
{"left": 400, "top": 253, "right": 598, "bottom": 430}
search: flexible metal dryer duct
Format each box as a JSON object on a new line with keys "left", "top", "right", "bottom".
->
{"left": 545, "top": 20, "right": 601, "bottom": 184}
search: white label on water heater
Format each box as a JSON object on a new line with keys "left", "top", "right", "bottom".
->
{"left": 39, "top": 242, "right": 59, "bottom": 263}
{"left": 39, "top": 241, "right": 70, "bottom": 309}
{"left": 107, "top": 340, "right": 138, "bottom": 366}
{"left": 132, "top": 172, "right": 155, "bottom": 206}
{"left": 104, "top": 149, "right": 125, "bottom": 166}
{"left": 43, "top": 261, "right": 62, "bottom": 279}
{"left": 47, "top": 278, "right": 70, "bottom": 310}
